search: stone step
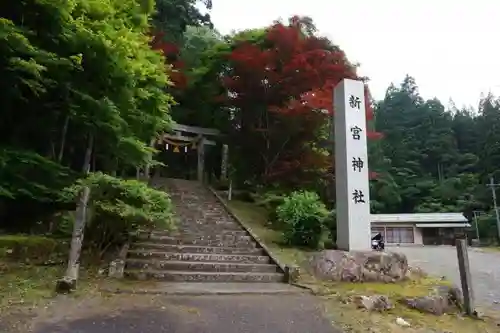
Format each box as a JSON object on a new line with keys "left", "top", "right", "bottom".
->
{"left": 125, "top": 270, "right": 285, "bottom": 283}
{"left": 174, "top": 228, "right": 245, "bottom": 235}
{"left": 138, "top": 230, "right": 249, "bottom": 238}
{"left": 131, "top": 243, "right": 264, "bottom": 255}
{"left": 178, "top": 220, "right": 238, "bottom": 227}
{"left": 182, "top": 214, "right": 230, "bottom": 219}
{"left": 167, "top": 227, "right": 244, "bottom": 235}
{"left": 135, "top": 235, "right": 255, "bottom": 247}
{"left": 135, "top": 227, "right": 246, "bottom": 238}
{"left": 176, "top": 223, "right": 243, "bottom": 231}
{"left": 175, "top": 215, "right": 234, "bottom": 221}
{"left": 126, "top": 259, "right": 280, "bottom": 273}
{"left": 175, "top": 207, "right": 226, "bottom": 212}
{"left": 176, "top": 215, "right": 229, "bottom": 220}
{"left": 127, "top": 250, "right": 272, "bottom": 264}
{"left": 179, "top": 220, "right": 238, "bottom": 225}
{"left": 178, "top": 233, "right": 250, "bottom": 240}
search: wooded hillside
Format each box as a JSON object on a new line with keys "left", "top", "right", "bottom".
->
{"left": 1, "top": 0, "right": 499, "bottom": 244}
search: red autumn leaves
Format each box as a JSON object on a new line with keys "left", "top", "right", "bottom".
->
{"left": 221, "top": 17, "right": 381, "bottom": 182}
{"left": 224, "top": 20, "right": 381, "bottom": 139}
{"left": 151, "top": 17, "right": 381, "bottom": 184}
{"left": 150, "top": 32, "right": 188, "bottom": 89}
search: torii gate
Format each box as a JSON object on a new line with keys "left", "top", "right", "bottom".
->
{"left": 144, "top": 123, "right": 228, "bottom": 182}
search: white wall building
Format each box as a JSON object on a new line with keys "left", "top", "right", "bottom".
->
{"left": 370, "top": 213, "right": 471, "bottom": 245}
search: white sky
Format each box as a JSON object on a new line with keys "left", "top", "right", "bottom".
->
{"left": 209, "top": 0, "right": 500, "bottom": 109}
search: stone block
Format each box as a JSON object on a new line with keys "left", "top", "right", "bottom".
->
{"left": 108, "top": 259, "right": 125, "bottom": 279}
{"left": 308, "top": 250, "right": 408, "bottom": 282}
{"left": 284, "top": 265, "right": 300, "bottom": 283}
{"left": 55, "top": 276, "right": 76, "bottom": 294}
{"left": 399, "top": 285, "right": 464, "bottom": 315}
{"left": 353, "top": 294, "right": 393, "bottom": 312}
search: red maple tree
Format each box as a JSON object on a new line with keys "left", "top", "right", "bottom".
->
{"left": 150, "top": 32, "right": 188, "bottom": 89}
{"left": 222, "top": 16, "right": 381, "bottom": 187}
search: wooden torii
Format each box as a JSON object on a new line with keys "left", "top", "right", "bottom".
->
{"left": 146, "top": 123, "right": 228, "bottom": 182}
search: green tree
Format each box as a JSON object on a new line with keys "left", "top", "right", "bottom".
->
{"left": 152, "top": 0, "right": 212, "bottom": 43}
{"left": 373, "top": 76, "right": 478, "bottom": 213}
{"left": 0, "top": 0, "right": 176, "bottom": 288}
{"left": 0, "top": 0, "right": 173, "bottom": 210}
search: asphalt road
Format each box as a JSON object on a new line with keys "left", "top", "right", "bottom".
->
{"left": 390, "top": 246, "right": 500, "bottom": 311}
{"left": 29, "top": 294, "right": 339, "bottom": 333}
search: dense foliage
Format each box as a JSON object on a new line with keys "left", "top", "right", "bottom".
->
{"left": 370, "top": 76, "right": 500, "bottom": 241}
{"left": 276, "top": 191, "right": 328, "bottom": 248}
{"left": 65, "top": 172, "right": 175, "bottom": 253}
{"left": 173, "top": 16, "right": 381, "bottom": 201}
{"left": 174, "top": 17, "right": 500, "bottom": 242}
{"left": 0, "top": 0, "right": 178, "bottom": 248}
{"left": 2, "top": 0, "right": 500, "bottom": 251}
{"left": 0, "top": 235, "right": 68, "bottom": 264}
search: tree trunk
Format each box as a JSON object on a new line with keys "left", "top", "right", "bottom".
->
{"left": 56, "top": 133, "right": 93, "bottom": 293}
{"left": 63, "top": 185, "right": 90, "bottom": 282}
{"left": 58, "top": 115, "right": 69, "bottom": 163}
{"left": 82, "top": 134, "right": 93, "bottom": 173}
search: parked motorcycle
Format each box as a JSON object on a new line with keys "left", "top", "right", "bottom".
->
{"left": 371, "top": 232, "right": 385, "bottom": 251}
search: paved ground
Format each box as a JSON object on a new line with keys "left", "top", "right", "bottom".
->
{"left": 101, "top": 282, "right": 306, "bottom": 295}
{"left": 390, "top": 246, "right": 500, "bottom": 311}
{"left": 19, "top": 294, "right": 338, "bottom": 333}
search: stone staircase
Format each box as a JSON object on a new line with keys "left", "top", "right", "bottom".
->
{"left": 124, "top": 178, "right": 285, "bottom": 283}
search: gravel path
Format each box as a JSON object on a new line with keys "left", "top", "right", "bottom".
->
{"left": 27, "top": 294, "right": 339, "bottom": 333}
{"left": 390, "top": 246, "right": 500, "bottom": 310}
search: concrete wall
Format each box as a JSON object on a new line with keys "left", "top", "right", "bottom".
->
{"left": 413, "top": 227, "right": 423, "bottom": 245}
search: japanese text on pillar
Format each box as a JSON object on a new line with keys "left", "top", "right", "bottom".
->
{"left": 348, "top": 94, "right": 365, "bottom": 205}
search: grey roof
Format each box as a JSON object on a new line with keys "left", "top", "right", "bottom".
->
{"left": 370, "top": 213, "right": 468, "bottom": 223}
{"left": 415, "top": 223, "right": 471, "bottom": 228}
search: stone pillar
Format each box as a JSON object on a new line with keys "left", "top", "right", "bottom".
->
{"left": 221, "top": 144, "right": 228, "bottom": 181}
{"left": 334, "top": 79, "right": 371, "bottom": 251}
{"left": 197, "top": 137, "right": 206, "bottom": 182}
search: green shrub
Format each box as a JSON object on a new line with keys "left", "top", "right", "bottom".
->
{"left": 276, "top": 191, "right": 328, "bottom": 248}
{"left": 66, "top": 172, "right": 175, "bottom": 256}
{"left": 212, "top": 178, "right": 230, "bottom": 191}
{"left": 324, "top": 210, "right": 337, "bottom": 246}
{"left": 0, "top": 235, "right": 68, "bottom": 264}
{"left": 476, "top": 213, "right": 499, "bottom": 244}
{"left": 50, "top": 211, "right": 75, "bottom": 238}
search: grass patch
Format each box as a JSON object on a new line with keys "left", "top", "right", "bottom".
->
{"left": 225, "top": 199, "right": 500, "bottom": 333}
{"left": 0, "top": 234, "right": 69, "bottom": 264}
{"left": 321, "top": 276, "right": 451, "bottom": 298}
{"left": 0, "top": 234, "right": 110, "bottom": 315}
{"left": 321, "top": 277, "right": 499, "bottom": 333}
{"left": 0, "top": 261, "right": 105, "bottom": 311}
{"left": 0, "top": 234, "right": 164, "bottom": 314}
{"left": 479, "top": 246, "right": 500, "bottom": 253}
{"left": 0, "top": 263, "right": 63, "bottom": 309}
{"left": 0, "top": 234, "right": 71, "bottom": 311}
{"left": 226, "top": 200, "right": 312, "bottom": 267}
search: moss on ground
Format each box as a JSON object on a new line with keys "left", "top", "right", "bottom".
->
{"left": 0, "top": 263, "right": 62, "bottom": 309}
{"left": 321, "top": 282, "right": 499, "bottom": 333}
{"left": 225, "top": 199, "right": 500, "bottom": 333}
{"left": 0, "top": 234, "right": 164, "bottom": 315}
{"left": 0, "top": 234, "right": 69, "bottom": 264}
{"left": 0, "top": 258, "right": 105, "bottom": 309}
{"left": 0, "top": 235, "right": 107, "bottom": 314}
